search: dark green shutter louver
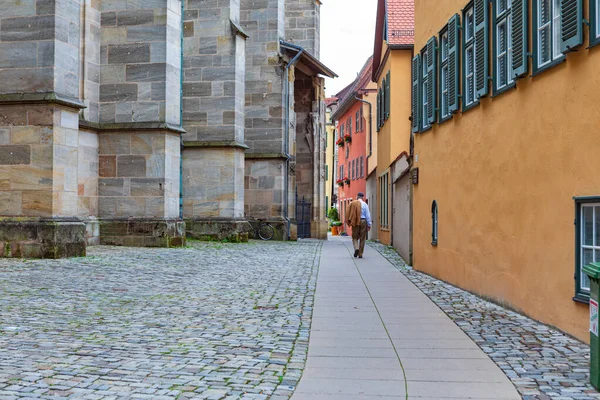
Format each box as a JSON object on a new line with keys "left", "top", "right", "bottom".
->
{"left": 426, "top": 36, "right": 437, "bottom": 125}
{"left": 511, "top": 0, "right": 528, "bottom": 78}
{"left": 560, "top": 0, "right": 583, "bottom": 52}
{"left": 474, "top": 0, "right": 489, "bottom": 98}
{"left": 376, "top": 90, "right": 381, "bottom": 130}
{"left": 411, "top": 54, "right": 420, "bottom": 133}
{"left": 448, "top": 14, "right": 460, "bottom": 113}
{"left": 385, "top": 71, "right": 391, "bottom": 120}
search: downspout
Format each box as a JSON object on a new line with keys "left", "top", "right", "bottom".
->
{"left": 353, "top": 95, "right": 372, "bottom": 157}
{"left": 280, "top": 40, "right": 304, "bottom": 240}
{"left": 179, "top": 0, "right": 185, "bottom": 219}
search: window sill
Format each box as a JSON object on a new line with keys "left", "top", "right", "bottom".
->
{"left": 492, "top": 81, "right": 516, "bottom": 98}
{"left": 420, "top": 125, "right": 433, "bottom": 133}
{"left": 461, "top": 100, "right": 480, "bottom": 114}
{"left": 573, "top": 293, "right": 590, "bottom": 304}
{"left": 532, "top": 57, "right": 566, "bottom": 78}
{"left": 589, "top": 37, "right": 600, "bottom": 49}
{"left": 438, "top": 114, "right": 454, "bottom": 125}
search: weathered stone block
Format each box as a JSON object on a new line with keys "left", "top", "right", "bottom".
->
{"left": 108, "top": 43, "right": 151, "bottom": 64}
{"left": 130, "top": 178, "right": 164, "bottom": 196}
{"left": 117, "top": 155, "right": 146, "bottom": 177}
{"left": 0, "top": 145, "right": 31, "bottom": 165}
{"left": 126, "top": 63, "right": 166, "bottom": 82}
{"left": 0, "top": 15, "right": 55, "bottom": 41}
{"left": 182, "top": 82, "right": 211, "bottom": 97}
{"left": 99, "top": 155, "right": 116, "bottom": 177}
{"left": 100, "top": 83, "right": 138, "bottom": 102}
{"left": 116, "top": 10, "right": 154, "bottom": 26}
{"left": 98, "top": 178, "right": 124, "bottom": 196}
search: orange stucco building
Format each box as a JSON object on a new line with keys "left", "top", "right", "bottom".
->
{"left": 412, "top": 0, "right": 600, "bottom": 341}
{"left": 332, "top": 57, "right": 376, "bottom": 235}
{"left": 372, "top": 0, "right": 414, "bottom": 262}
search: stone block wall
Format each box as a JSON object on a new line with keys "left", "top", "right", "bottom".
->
{"left": 81, "top": 0, "right": 102, "bottom": 122}
{"left": 285, "top": 0, "right": 320, "bottom": 58}
{"left": 240, "top": 0, "right": 285, "bottom": 154}
{"left": 183, "top": 147, "right": 244, "bottom": 218}
{"left": 98, "top": 131, "right": 180, "bottom": 218}
{"left": 0, "top": 0, "right": 82, "bottom": 99}
{"left": 99, "top": 0, "right": 181, "bottom": 125}
{"left": 244, "top": 159, "right": 283, "bottom": 218}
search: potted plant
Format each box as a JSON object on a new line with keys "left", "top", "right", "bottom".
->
{"left": 336, "top": 179, "right": 344, "bottom": 187}
{"left": 336, "top": 137, "right": 345, "bottom": 147}
{"left": 331, "top": 221, "right": 342, "bottom": 236}
{"left": 344, "top": 178, "right": 350, "bottom": 185}
{"left": 343, "top": 134, "right": 352, "bottom": 143}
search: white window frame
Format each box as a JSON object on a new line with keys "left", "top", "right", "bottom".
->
{"left": 496, "top": 0, "right": 513, "bottom": 90}
{"left": 440, "top": 30, "right": 450, "bottom": 119}
{"left": 536, "top": 0, "right": 562, "bottom": 68}
{"left": 579, "top": 203, "right": 600, "bottom": 293}
{"left": 597, "top": 0, "right": 600, "bottom": 39}
{"left": 464, "top": 7, "right": 476, "bottom": 107}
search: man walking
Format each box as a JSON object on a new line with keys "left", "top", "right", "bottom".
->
{"left": 346, "top": 192, "right": 372, "bottom": 258}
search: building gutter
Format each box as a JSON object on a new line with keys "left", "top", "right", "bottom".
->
{"left": 280, "top": 40, "right": 304, "bottom": 240}
{"left": 179, "top": 0, "right": 185, "bottom": 219}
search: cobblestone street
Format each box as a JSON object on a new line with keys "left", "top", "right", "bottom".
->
{"left": 0, "top": 241, "right": 321, "bottom": 400}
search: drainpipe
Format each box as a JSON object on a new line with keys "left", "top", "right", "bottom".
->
{"left": 280, "top": 40, "right": 304, "bottom": 240}
{"left": 353, "top": 95, "right": 373, "bottom": 157}
{"left": 179, "top": 0, "right": 185, "bottom": 219}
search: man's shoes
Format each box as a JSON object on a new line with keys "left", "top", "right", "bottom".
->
{"left": 354, "top": 250, "right": 359, "bottom": 258}
{"left": 359, "top": 255, "right": 363, "bottom": 259}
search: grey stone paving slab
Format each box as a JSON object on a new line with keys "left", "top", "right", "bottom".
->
{"left": 0, "top": 240, "right": 322, "bottom": 399}
{"left": 293, "top": 237, "right": 520, "bottom": 400}
{"left": 370, "top": 240, "right": 600, "bottom": 400}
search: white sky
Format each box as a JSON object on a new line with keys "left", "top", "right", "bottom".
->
{"left": 320, "top": 0, "right": 378, "bottom": 97}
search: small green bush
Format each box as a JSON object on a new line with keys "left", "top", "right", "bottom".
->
{"left": 327, "top": 207, "right": 339, "bottom": 221}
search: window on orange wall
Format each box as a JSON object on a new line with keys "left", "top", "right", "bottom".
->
{"left": 359, "top": 106, "right": 364, "bottom": 131}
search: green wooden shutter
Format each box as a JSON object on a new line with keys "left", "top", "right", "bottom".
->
{"left": 448, "top": 14, "right": 460, "bottom": 113}
{"left": 560, "top": 0, "right": 583, "bottom": 52}
{"left": 376, "top": 91, "right": 380, "bottom": 131}
{"left": 511, "top": 0, "right": 528, "bottom": 78}
{"left": 326, "top": 165, "right": 329, "bottom": 181}
{"left": 385, "top": 71, "right": 391, "bottom": 120}
{"left": 474, "top": 0, "right": 489, "bottom": 98}
{"left": 426, "top": 36, "right": 437, "bottom": 125}
{"left": 380, "top": 85, "right": 384, "bottom": 125}
{"left": 411, "top": 55, "right": 421, "bottom": 133}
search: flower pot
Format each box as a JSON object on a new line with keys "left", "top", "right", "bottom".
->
{"left": 331, "top": 226, "right": 339, "bottom": 236}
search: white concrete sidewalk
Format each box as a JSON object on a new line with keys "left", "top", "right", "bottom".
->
{"left": 291, "top": 236, "right": 520, "bottom": 400}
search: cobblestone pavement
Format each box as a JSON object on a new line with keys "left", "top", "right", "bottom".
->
{"left": 0, "top": 240, "right": 322, "bottom": 400}
{"left": 369, "top": 241, "right": 599, "bottom": 400}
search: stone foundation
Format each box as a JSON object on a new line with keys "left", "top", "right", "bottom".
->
{"left": 185, "top": 218, "right": 290, "bottom": 241}
{"left": 99, "top": 218, "right": 186, "bottom": 248}
{"left": 0, "top": 218, "right": 86, "bottom": 259}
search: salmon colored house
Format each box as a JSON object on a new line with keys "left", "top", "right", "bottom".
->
{"left": 332, "top": 57, "right": 376, "bottom": 234}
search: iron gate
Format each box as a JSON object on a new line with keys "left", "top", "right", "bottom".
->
{"left": 296, "top": 196, "right": 312, "bottom": 239}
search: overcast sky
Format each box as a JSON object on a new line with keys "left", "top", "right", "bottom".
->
{"left": 320, "top": 0, "right": 378, "bottom": 97}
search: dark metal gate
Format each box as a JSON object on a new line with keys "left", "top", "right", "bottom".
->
{"left": 296, "top": 196, "right": 312, "bottom": 239}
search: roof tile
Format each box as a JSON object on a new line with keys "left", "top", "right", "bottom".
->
{"left": 387, "top": 0, "right": 414, "bottom": 46}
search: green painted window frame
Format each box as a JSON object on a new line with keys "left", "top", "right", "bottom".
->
{"left": 325, "top": 164, "right": 329, "bottom": 181}
{"left": 573, "top": 196, "right": 600, "bottom": 303}
{"left": 462, "top": 1, "right": 480, "bottom": 112}
{"left": 492, "top": 0, "right": 517, "bottom": 97}
{"left": 411, "top": 55, "right": 421, "bottom": 133}
{"left": 420, "top": 43, "right": 433, "bottom": 132}
{"left": 376, "top": 91, "right": 381, "bottom": 131}
{"left": 385, "top": 71, "right": 391, "bottom": 120}
{"left": 532, "top": 0, "right": 566, "bottom": 76}
{"left": 439, "top": 25, "right": 452, "bottom": 123}
{"left": 590, "top": 0, "right": 600, "bottom": 47}
{"left": 432, "top": 200, "right": 438, "bottom": 246}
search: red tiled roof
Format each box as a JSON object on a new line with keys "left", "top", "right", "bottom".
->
{"left": 331, "top": 56, "right": 374, "bottom": 120}
{"left": 386, "top": 0, "right": 414, "bottom": 46}
{"left": 325, "top": 97, "right": 338, "bottom": 107}
{"left": 372, "top": 0, "right": 414, "bottom": 81}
